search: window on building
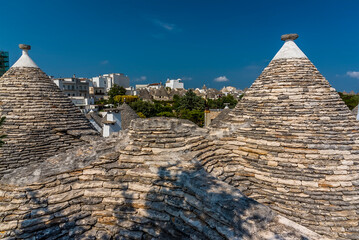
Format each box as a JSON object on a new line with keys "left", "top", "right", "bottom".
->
{"left": 72, "top": 86, "right": 74, "bottom": 90}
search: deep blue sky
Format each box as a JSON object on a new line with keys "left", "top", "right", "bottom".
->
{"left": 1, "top": 0, "right": 358, "bottom": 91}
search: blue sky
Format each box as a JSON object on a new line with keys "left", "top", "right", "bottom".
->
{"left": 1, "top": 0, "right": 358, "bottom": 91}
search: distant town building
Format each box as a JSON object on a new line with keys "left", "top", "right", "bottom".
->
{"left": 165, "top": 78, "right": 184, "bottom": 89}
{"left": 136, "top": 87, "right": 187, "bottom": 102}
{"left": 220, "top": 86, "right": 243, "bottom": 99}
{"left": 53, "top": 76, "right": 94, "bottom": 113}
{"left": 194, "top": 87, "right": 221, "bottom": 100}
{"left": 88, "top": 81, "right": 105, "bottom": 101}
{"left": 151, "top": 86, "right": 170, "bottom": 101}
{"left": 0, "top": 51, "right": 9, "bottom": 77}
{"left": 125, "top": 86, "right": 136, "bottom": 96}
{"left": 135, "top": 83, "right": 162, "bottom": 91}
{"left": 147, "top": 83, "right": 162, "bottom": 89}
{"left": 70, "top": 96, "right": 94, "bottom": 108}
{"left": 102, "top": 108, "right": 122, "bottom": 138}
{"left": 53, "top": 75, "right": 90, "bottom": 97}
{"left": 135, "top": 84, "right": 148, "bottom": 90}
{"left": 87, "top": 103, "right": 139, "bottom": 137}
{"left": 92, "top": 73, "right": 130, "bottom": 92}
{"left": 136, "top": 88, "right": 153, "bottom": 101}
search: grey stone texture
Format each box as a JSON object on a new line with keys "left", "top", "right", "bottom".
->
{"left": 0, "top": 67, "right": 98, "bottom": 177}
{"left": 206, "top": 57, "right": 359, "bottom": 239}
{"left": 0, "top": 118, "right": 323, "bottom": 240}
{"left": 209, "top": 108, "right": 231, "bottom": 128}
{"left": 118, "top": 102, "right": 140, "bottom": 130}
{"left": 352, "top": 105, "right": 358, "bottom": 117}
{"left": 0, "top": 36, "right": 356, "bottom": 239}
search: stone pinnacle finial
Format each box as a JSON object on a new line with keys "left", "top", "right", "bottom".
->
{"left": 281, "top": 34, "right": 299, "bottom": 41}
{"left": 12, "top": 44, "right": 38, "bottom": 68}
{"left": 272, "top": 34, "right": 307, "bottom": 60}
{"left": 19, "top": 44, "right": 31, "bottom": 50}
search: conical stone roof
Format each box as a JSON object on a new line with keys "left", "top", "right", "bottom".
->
{"left": 0, "top": 44, "right": 97, "bottom": 177}
{"left": 208, "top": 108, "right": 231, "bottom": 128}
{"left": 206, "top": 34, "right": 359, "bottom": 239}
{"left": 118, "top": 102, "right": 139, "bottom": 130}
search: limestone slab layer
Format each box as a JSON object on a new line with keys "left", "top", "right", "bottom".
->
{"left": 206, "top": 56, "right": 359, "bottom": 238}
{"left": 0, "top": 118, "right": 324, "bottom": 240}
{"left": 0, "top": 36, "right": 353, "bottom": 239}
{"left": 0, "top": 67, "right": 97, "bottom": 177}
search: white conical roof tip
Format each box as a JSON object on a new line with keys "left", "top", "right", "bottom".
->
{"left": 272, "top": 33, "right": 307, "bottom": 60}
{"left": 11, "top": 43, "right": 39, "bottom": 68}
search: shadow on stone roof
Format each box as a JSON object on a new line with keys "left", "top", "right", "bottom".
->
{"left": 0, "top": 118, "right": 322, "bottom": 239}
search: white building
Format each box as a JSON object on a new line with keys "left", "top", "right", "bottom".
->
{"left": 126, "top": 86, "right": 136, "bottom": 96}
{"left": 92, "top": 73, "right": 130, "bottom": 92}
{"left": 53, "top": 76, "right": 91, "bottom": 98}
{"left": 70, "top": 96, "right": 94, "bottom": 106}
{"left": 135, "top": 84, "right": 148, "bottom": 90}
{"left": 53, "top": 76, "right": 95, "bottom": 113}
{"left": 165, "top": 78, "right": 184, "bottom": 89}
{"left": 147, "top": 83, "right": 162, "bottom": 90}
{"left": 102, "top": 109, "right": 122, "bottom": 138}
{"left": 99, "top": 103, "right": 139, "bottom": 137}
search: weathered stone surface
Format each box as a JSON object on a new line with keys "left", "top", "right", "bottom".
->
{"left": 0, "top": 117, "right": 323, "bottom": 240}
{"left": 0, "top": 35, "right": 345, "bottom": 239}
{"left": 0, "top": 66, "right": 98, "bottom": 178}
{"left": 206, "top": 38, "right": 359, "bottom": 239}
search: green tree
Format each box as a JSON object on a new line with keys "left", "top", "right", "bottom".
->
{"left": 127, "top": 91, "right": 208, "bottom": 127}
{"left": 0, "top": 116, "right": 6, "bottom": 147}
{"left": 172, "top": 94, "right": 181, "bottom": 110}
{"left": 137, "top": 112, "right": 146, "bottom": 118}
{"left": 108, "top": 84, "right": 126, "bottom": 104}
{"left": 207, "top": 94, "right": 238, "bottom": 109}
{"left": 130, "top": 100, "right": 156, "bottom": 117}
{"left": 338, "top": 92, "right": 359, "bottom": 110}
{"left": 177, "top": 109, "right": 204, "bottom": 127}
{"left": 154, "top": 102, "right": 172, "bottom": 113}
{"left": 95, "top": 98, "right": 108, "bottom": 105}
{"left": 114, "top": 95, "right": 138, "bottom": 104}
{"left": 157, "top": 111, "right": 175, "bottom": 117}
{"left": 177, "top": 89, "right": 205, "bottom": 111}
